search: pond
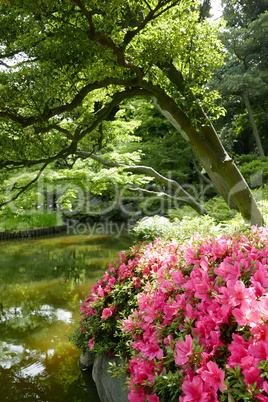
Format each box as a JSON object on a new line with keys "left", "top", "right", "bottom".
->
{"left": 0, "top": 230, "right": 132, "bottom": 401}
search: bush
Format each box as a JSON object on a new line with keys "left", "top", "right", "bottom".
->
{"left": 235, "top": 155, "right": 268, "bottom": 187}
{"left": 73, "top": 226, "right": 268, "bottom": 401}
{"left": 132, "top": 213, "right": 249, "bottom": 243}
{"left": 132, "top": 216, "right": 174, "bottom": 240}
{"left": 71, "top": 243, "right": 157, "bottom": 357}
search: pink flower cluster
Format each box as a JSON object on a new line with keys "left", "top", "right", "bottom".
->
{"left": 77, "top": 243, "right": 153, "bottom": 354}
{"left": 121, "top": 227, "right": 268, "bottom": 401}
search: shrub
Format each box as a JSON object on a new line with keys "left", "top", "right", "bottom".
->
{"left": 132, "top": 216, "right": 174, "bottom": 240}
{"left": 71, "top": 243, "right": 157, "bottom": 356}
{"left": 73, "top": 227, "right": 268, "bottom": 401}
{"left": 133, "top": 213, "right": 249, "bottom": 242}
{"left": 235, "top": 155, "right": 268, "bottom": 187}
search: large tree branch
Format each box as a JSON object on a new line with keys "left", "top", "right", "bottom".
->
{"left": 128, "top": 187, "right": 207, "bottom": 215}
{"left": 70, "top": 0, "right": 95, "bottom": 34}
{"left": 0, "top": 88, "right": 151, "bottom": 170}
{"left": 0, "top": 142, "right": 78, "bottom": 170}
{"left": 123, "top": 1, "right": 180, "bottom": 45}
{"left": 0, "top": 50, "right": 19, "bottom": 59}
{"left": 0, "top": 163, "right": 48, "bottom": 207}
{"left": 34, "top": 124, "right": 74, "bottom": 140}
{"left": 76, "top": 151, "right": 208, "bottom": 215}
{"left": 0, "top": 77, "right": 139, "bottom": 127}
{"left": 76, "top": 88, "right": 151, "bottom": 141}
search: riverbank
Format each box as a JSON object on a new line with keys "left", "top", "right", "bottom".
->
{"left": 0, "top": 224, "right": 67, "bottom": 240}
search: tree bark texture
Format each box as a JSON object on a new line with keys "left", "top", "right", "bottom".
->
{"left": 149, "top": 80, "right": 264, "bottom": 226}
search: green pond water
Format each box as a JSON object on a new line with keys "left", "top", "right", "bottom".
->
{"left": 0, "top": 231, "right": 132, "bottom": 401}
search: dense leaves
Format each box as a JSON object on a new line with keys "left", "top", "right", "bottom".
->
{"left": 0, "top": 0, "right": 264, "bottom": 224}
{"left": 212, "top": 1, "right": 268, "bottom": 156}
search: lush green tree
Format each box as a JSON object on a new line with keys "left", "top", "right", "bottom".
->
{"left": 213, "top": 1, "right": 268, "bottom": 157}
{"left": 0, "top": 0, "right": 263, "bottom": 224}
{"left": 199, "top": 0, "right": 211, "bottom": 20}
{"left": 222, "top": 0, "right": 268, "bottom": 27}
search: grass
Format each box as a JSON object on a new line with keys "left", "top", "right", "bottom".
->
{"left": 0, "top": 211, "right": 64, "bottom": 232}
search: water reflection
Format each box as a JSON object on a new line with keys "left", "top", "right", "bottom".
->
{"left": 0, "top": 232, "right": 131, "bottom": 401}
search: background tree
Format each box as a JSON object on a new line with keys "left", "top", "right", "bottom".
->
{"left": 212, "top": 1, "right": 268, "bottom": 156}
{"left": 0, "top": 0, "right": 263, "bottom": 224}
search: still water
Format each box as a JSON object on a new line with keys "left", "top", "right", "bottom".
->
{"left": 0, "top": 231, "right": 131, "bottom": 401}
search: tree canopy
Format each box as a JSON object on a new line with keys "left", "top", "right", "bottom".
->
{"left": 0, "top": 0, "right": 264, "bottom": 224}
{"left": 212, "top": 1, "right": 268, "bottom": 156}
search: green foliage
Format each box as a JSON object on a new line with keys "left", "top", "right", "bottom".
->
{"left": 132, "top": 206, "right": 250, "bottom": 242}
{"left": 235, "top": 155, "right": 268, "bottom": 186}
{"left": 0, "top": 0, "right": 225, "bottom": 205}
{"left": 70, "top": 245, "right": 147, "bottom": 356}
{"left": 132, "top": 216, "right": 174, "bottom": 240}
{"left": 0, "top": 210, "right": 62, "bottom": 231}
{"left": 204, "top": 196, "right": 236, "bottom": 221}
{"left": 220, "top": 367, "right": 257, "bottom": 401}
{"left": 211, "top": 5, "right": 268, "bottom": 155}
{"left": 121, "top": 98, "right": 195, "bottom": 183}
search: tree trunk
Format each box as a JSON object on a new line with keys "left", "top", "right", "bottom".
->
{"left": 154, "top": 63, "right": 239, "bottom": 210}
{"left": 241, "top": 90, "right": 265, "bottom": 156}
{"left": 150, "top": 82, "right": 264, "bottom": 226}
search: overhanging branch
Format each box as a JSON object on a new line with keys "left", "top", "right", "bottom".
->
{"left": 0, "top": 77, "right": 140, "bottom": 128}
{"left": 76, "top": 151, "right": 208, "bottom": 215}
{"left": 0, "top": 163, "right": 48, "bottom": 207}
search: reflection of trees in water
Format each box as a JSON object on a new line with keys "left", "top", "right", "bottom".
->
{"left": 0, "top": 340, "right": 90, "bottom": 401}
{"left": 0, "top": 234, "right": 130, "bottom": 400}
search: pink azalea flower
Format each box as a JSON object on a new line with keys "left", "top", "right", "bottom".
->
{"left": 250, "top": 262, "right": 268, "bottom": 289}
{"left": 243, "top": 366, "right": 263, "bottom": 388}
{"left": 102, "top": 271, "right": 110, "bottom": 282}
{"left": 181, "top": 375, "right": 210, "bottom": 402}
{"left": 232, "top": 302, "right": 261, "bottom": 326}
{"left": 146, "top": 394, "right": 160, "bottom": 402}
{"left": 256, "top": 296, "right": 268, "bottom": 321}
{"left": 248, "top": 340, "right": 268, "bottom": 361}
{"left": 88, "top": 338, "right": 95, "bottom": 349}
{"left": 207, "top": 330, "right": 224, "bottom": 353}
{"left": 240, "top": 354, "right": 259, "bottom": 370}
{"left": 163, "top": 301, "right": 181, "bottom": 321}
{"left": 128, "top": 357, "right": 157, "bottom": 386}
{"left": 228, "top": 334, "right": 249, "bottom": 367}
{"left": 96, "top": 285, "right": 105, "bottom": 298}
{"left": 101, "top": 306, "right": 116, "bottom": 320}
{"left": 228, "top": 280, "right": 255, "bottom": 305}
{"left": 255, "top": 394, "right": 268, "bottom": 402}
{"left": 185, "top": 303, "right": 196, "bottom": 320}
{"left": 128, "top": 387, "right": 146, "bottom": 402}
{"left": 108, "top": 276, "right": 116, "bottom": 286}
{"left": 122, "top": 317, "right": 136, "bottom": 333}
{"left": 200, "top": 361, "right": 227, "bottom": 392}
{"left": 252, "top": 323, "right": 268, "bottom": 342}
{"left": 108, "top": 263, "right": 115, "bottom": 273}
{"left": 170, "top": 269, "right": 185, "bottom": 286}
{"left": 164, "top": 334, "right": 174, "bottom": 348}
{"left": 139, "top": 341, "right": 164, "bottom": 361}
{"left": 214, "top": 258, "right": 241, "bottom": 283}
{"left": 135, "top": 277, "right": 141, "bottom": 288}
{"left": 175, "top": 335, "right": 193, "bottom": 366}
